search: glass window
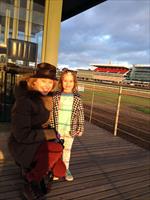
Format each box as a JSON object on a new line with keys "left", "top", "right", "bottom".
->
{"left": 0, "top": 0, "right": 44, "bottom": 65}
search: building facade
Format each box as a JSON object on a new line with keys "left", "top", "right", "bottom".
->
{"left": 0, "top": 0, "right": 45, "bottom": 65}
{"left": 0, "top": 0, "right": 64, "bottom": 67}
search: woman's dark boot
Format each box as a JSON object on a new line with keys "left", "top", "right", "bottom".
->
{"left": 22, "top": 182, "right": 35, "bottom": 200}
{"left": 30, "top": 181, "right": 45, "bottom": 198}
{"left": 42, "top": 172, "right": 53, "bottom": 194}
{"left": 39, "top": 178, "right": 47, "bottom": 194}
{"left": 22, "top": 180, "right": 44, "bottom": 200}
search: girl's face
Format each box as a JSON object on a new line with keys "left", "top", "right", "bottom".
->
{"left": 62, "top": 72, "right": 74, "bottom": 93}
{"left": 34, "top": 78, "right": 54, "bottom": 95}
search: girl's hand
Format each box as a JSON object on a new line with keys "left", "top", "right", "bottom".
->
{"left": 72, "top": 131, "right": 83, "bottom": 137}
{"left": 77, "top": 131, "right": 83, "bottom": 137}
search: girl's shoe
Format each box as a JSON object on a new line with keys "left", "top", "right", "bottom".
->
{"left": 65, "top": 169, "right": 74, "bottom": 181}
{"left": 53, "top": 176, "right": 59, "bottom": 181}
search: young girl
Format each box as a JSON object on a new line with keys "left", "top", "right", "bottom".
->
{"left": 52, "top": 69, "right": 84, "bottom": 181}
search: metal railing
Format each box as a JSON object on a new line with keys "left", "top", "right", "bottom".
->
{"left": 78, "top": 81, "right": 150, "bottom": 150}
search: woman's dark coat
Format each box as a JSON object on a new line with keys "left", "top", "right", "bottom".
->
{"left": 8, "top": 81, "right": 56, "bottom": 169}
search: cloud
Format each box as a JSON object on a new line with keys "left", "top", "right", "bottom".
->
{"left": 58, "top": 0, "right": 150, "bottom": 69}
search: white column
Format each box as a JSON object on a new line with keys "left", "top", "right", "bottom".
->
{"left": 12, "top": 0, "right": 20, "bottom": 39}
{"left": 0, "top": 24, "right": 2, "bottom": 37}
{"left": 24, "top": 0, "right": 33, "bottom": 41}
{"left": 4, "top": 9, "right": 10, "bottom": 45}
{"left": 41, "top": 0, "right": 63, "bottom": 66}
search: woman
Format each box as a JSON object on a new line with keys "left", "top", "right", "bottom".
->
{"left": 8, "top": 63, "right": 66, "bottom": 199}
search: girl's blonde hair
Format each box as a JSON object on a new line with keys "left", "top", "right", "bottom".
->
{"left": 58, "top": 69, "right": 78, "bottom": 93}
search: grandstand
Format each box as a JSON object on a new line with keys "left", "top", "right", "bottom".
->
{"left": 91, "top": 63, "right": 129, "bottom": 83}
{"left": 129, "top": 64, "right": 150, "bottom": 82}
{"left": 77, "top": 63, "right": 130, "bottom": 83}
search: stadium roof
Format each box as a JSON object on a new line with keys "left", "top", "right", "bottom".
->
{"left": 133, "top": 64, "right": 150, "bottom": 68}
{"left": 90, "top": 63, "right": 130, "bottom": 68}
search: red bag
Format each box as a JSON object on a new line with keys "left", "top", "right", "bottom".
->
{"left": 47, "top": 142, "right": 66, "bottom": 177}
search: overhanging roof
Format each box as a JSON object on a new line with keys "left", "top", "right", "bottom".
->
{"left": 35, "top": 0, "right": 107, "bottom": 21}
{"left": 61, "top": 0, "right": 107, "bottom": 21}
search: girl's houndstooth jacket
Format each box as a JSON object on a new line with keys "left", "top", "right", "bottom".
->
{"left": 50, "top": 91, "right": 84, "bottom": 137}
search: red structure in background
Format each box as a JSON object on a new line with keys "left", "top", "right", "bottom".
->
{"left": 94, "top": 67, "right": 129, "bottom": 74}
{"left": 87, "top": 64, "right": 131, "bottom": 83}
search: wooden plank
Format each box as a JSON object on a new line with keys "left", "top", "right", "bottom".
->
{"left": 0, "top": 121, "right": 149, "bottom": 200}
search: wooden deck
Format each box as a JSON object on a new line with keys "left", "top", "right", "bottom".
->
{"left": 0, "top": 122, "right": 150, "bottom": 200}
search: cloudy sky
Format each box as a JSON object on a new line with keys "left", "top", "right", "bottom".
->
{"left": 58, "top": 0, "right": 150, "bottom": 69}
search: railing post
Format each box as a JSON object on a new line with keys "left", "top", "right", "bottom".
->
{"left": 114, "top": 86, "right": 122, "bottom": 136}
{"left": 89, "top": 82, "right": 95, "bottom": 123}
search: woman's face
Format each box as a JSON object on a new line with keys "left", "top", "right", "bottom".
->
{"left": 62, "top": 72, "right": 74, "bottom": 93}
{"left": 34, "top": 78, "right": 54, "bottom": 95}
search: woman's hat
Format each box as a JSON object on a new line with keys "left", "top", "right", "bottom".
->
{"left": 31, "top": 62, "right": 57, "bottom": 80}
